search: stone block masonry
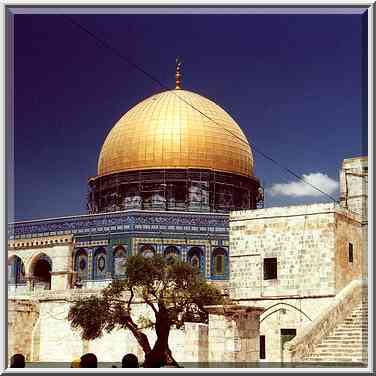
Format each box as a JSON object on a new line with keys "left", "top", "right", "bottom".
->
{"left": 230, "top": 203, "right": 363, "bottom": 300}
{"left": 184, "top": 322, "right": 208, "bottom": 364}
{"left": 8, "top": 299, "right": 39, "bottom": 362}
{"left": 339, "top": 156, "right": 368, "bottom": 222}
{"left": 205, "top": 305, "right": 264, "bottom": 364}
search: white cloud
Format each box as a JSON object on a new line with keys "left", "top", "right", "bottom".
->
{"left": 267, "top": 173, "right": 339, "bottom": 197}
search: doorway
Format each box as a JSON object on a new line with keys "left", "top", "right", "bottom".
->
{"left": 280, "top": 328, "right": 296, "bottom": 363}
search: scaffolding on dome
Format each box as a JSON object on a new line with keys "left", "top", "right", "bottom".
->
{"left": 87, "top": 168, "right": 263, "bottom": 214}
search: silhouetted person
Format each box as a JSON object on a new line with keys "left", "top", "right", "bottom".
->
{"left": 10, "top": 354, "right": 25, "bottom": 368}
{"left": 122, "top": 353, "right": 139, "bottom": 368}
{"left": 80, "top": 353, "right": 97, "bottom": 368}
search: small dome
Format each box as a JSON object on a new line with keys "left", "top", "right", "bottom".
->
{"left": 98, "top": 89, "right": 253, "bottom": 177}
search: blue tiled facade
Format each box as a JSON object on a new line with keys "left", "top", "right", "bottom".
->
{"left": 9, "top": 209, "right": 230, "bottom": 282}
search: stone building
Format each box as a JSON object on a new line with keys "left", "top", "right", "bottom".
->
{"left": 230, "top": 156, "right": 368, "bottom": 363}
{"left": 8, "top": 65, "right": 368, "bottom": 366}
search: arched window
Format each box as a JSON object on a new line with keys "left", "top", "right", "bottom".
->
{"left": 75, "top": 248, "right": 88, "bottom": 281}
{"left": 212, "top": 248, "right": 227, "bottom": 277}
{"left": 94, "top": 247, "right": 107, "bottom": 280}
{"left": 140, "top": 245, "right": 155, "bottom": 258}
{"left": 31, "top": 254, "right": 52, "bottom": 290}
{"left": 113, "top": 246, "right": 127, "bottom": 277}
{"left": 164, "top": 246, "right": 180, "bottom": 261}
{"left": 8, "top": 256, "right": 26, "bottom": 285}
{"left": 187, "top": 247, "right": 204, "bottom": 273}
{"left": 191, "top": 254, "right": 200, "bottom": 269}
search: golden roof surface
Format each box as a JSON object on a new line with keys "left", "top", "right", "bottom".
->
{"left": 98, "top": 89, "right": 253, "bottom": 177}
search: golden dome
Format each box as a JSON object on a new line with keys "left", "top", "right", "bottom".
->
{"left": 98, "top": 89, "right": 253, "bottom": 177}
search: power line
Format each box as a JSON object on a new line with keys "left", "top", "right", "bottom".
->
{"left": 64, "top": 15, "right": 338, "bottom": 203}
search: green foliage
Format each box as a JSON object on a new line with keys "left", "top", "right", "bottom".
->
{"left": 68, "top": 254, "right": 224, "bottom": 343}
{"left": 68, "top": 295, "right": 110, "bottom": 340}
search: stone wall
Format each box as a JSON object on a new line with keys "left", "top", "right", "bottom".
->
{"left": 339, "top": 156, "right": 368, "bottom": 221}
{"left": 184, "top": 323, "right": 208, "bottom": 364}
{"left": 335, "top": 212, "right": 363, "bottom": 291}
{"left": 9, "top": 294, "right": 187, "bottom": 364}
{"left": 245, "top": 296, "right": 334, "bottom": 362}
{"left": 283, "top": 279, "right": 365, "bottom": 362}
{"left": 8, "top": 295, "right": 263, "bottom": 366}
{"left": 338, "top": 156, "right": 368, "bottom": 282}
{"left": 230, "top": 203, "right": 338, "bottom": 300}
{"left": 8, "top": 299, "right": 39, "bottom": 362}
{"left": 206, "top": 306, "right": 264, "bottom": 364}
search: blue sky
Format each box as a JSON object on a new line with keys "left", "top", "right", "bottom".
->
{"left": 10, "top": 11, "right": 367, "bottom": 221}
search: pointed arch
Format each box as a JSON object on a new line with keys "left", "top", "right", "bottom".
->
{"left": 113, "top": 245, "right": 127, "bottom": 278}
{"left": 93, "top": 247, "right": 107, "bottom": 280}
{"left": 260, "top": 302, "right": 312, "bottom": 323}
{"left": 139, "top": 244, "right": 155, "bottom": 258}
{"left": 211, "top": 247, "right": 229, "bottom": 279}
{"left": 187, "top": 247, "right": 205, "bottom": 274}
{"left": 74, "top": 248, "right": 89, "bottom": 281}
{"left": 29, "top": 253, "right": 52, "bottom": 290}
{"left": 8, "top": 255, "right": 26, "bottom": 285}
{"left": 163, "top": 246, "right": 180, "bottom": 261}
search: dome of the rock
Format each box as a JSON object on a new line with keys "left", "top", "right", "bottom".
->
{"left": 98, "top": 89, "right": 253, "bottom": 178}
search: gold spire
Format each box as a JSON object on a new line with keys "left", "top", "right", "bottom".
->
{"left": 175, "top": 58, "right": 182, "bottom": 89}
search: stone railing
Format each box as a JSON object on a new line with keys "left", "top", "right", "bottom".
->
{"left": 283, "top": 279, "right": 367, "bottom": 362}
{"left": 34, "top": 288, "right": 102, "bottom": 302}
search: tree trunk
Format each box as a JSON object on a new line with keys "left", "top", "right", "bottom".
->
{"left": 143, "top": 311, "right": 179, "bottom": 368}
{"left": 125, "top": 318, "right": 152, "bottom": 355}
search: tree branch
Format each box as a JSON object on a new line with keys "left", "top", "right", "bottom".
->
{"left": 127, "top": 286, "right": 134, "bottom": 312}
{"left": 143, "top": 294, "right": 158, "bottom": 315}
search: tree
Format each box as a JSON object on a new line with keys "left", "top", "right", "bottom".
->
{"left": 68, "top": 254, "right": 224, "bottom": 367}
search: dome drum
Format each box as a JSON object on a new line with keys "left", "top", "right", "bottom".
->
{"left": 87, "top": 168, "right": 263, "bottom": 214}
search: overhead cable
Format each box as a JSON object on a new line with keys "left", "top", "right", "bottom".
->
{"left": 64, "top": 15, "right": 338, "bottom": 203}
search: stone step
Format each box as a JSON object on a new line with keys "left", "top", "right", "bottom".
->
{"left": 341, "top": 318, "right": 367, "bottom": 322}
{"left": 342, "top": 320, "right": 367, "bottom": 324}
{"left": 330, "top": 331, "right": 364, "bottom": 336}
{"left": 349, "top": 313, "right": 368, "bottom": 317}
{"left": 313, "top": 347, "right": 364, "bottom": 353}
{"left": 347, "top": 318, "right": 368, "bottom": 322}
{"left": 314, "top": 351, "right": 364, "bottom": 357}
{"left": 302, "top": 291, "right": 368, "bottom": 363}
{"left": 324, "top": 337, "right": 365, "bottom": 343}
{"left": 304, "top": 358, "right": 366, "bottom": 363}
{"left": 327, "top": 335, "right": 364, "bottom": 340}
{"left": 322, "top": 340, "right": 366, "bottom": 345}
{"left": 316, "top": 343, "right": 364, "bottom": 349}
{"left": 306, "top": 354, "right": 366, "bottom": 360}
{"left": 343, "top": 318, "right": 367, "bottom": 322}
{"left": 313, "top": 355, "right": 365, "bottom": 360}
{"left": 328, "top": 329, "right": 366, "bottom": 335}
{"left": 305, "top": 357, "right": 364, "bottom": 362}
{"left": 307, "top": 357, "right": 368, "bottom": 362}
